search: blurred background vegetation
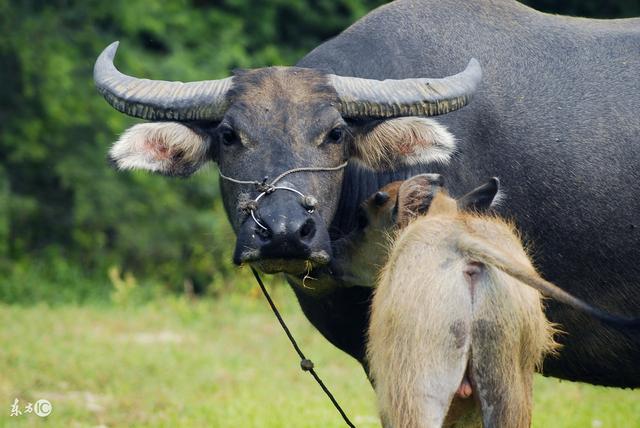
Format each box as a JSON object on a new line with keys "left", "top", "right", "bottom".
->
{"left": 2, "top": 2, "right": 639, "bottom": 427}
{"left": 1, "top": 0, "right": 639, "bottom": 304}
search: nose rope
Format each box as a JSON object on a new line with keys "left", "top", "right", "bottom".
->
{"left": 250, "top": 267, "right": 356, "bottom": 427}
{"left": 217, "top": 161, "right": 348, "bottom": 231}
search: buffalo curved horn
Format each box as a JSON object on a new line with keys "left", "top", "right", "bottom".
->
{"left": 94, "top": 41, "right": 233, "bottom": 121}
{"left": 329, "top": 59, "right": 482, "bottom": 118}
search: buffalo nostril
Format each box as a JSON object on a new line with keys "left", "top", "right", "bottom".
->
{"left": 298, "top": 218, "right": 316, "bottom": 242}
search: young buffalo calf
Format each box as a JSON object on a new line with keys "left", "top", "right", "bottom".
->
{"left": 332, "top": 174, "right": 444, "bottom": 287}
{"left": 366, "top": 177, "right": 559, "bottom": 428}
{"left": 342, "top": 175, "right": 637, "bottom": 427}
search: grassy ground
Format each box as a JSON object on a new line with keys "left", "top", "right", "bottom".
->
{"left": 1, "top": 285, "right": 638, "bottom": 427}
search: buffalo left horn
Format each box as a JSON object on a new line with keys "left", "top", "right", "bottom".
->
{"left": 94, "top": 41, "right": 233, "bottom": 121}
{"left": 329, "top": 59, "right": 482, "bottom": 118}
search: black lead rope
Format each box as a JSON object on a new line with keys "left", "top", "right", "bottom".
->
{"left": 250, "top": 267, "right": 356, "bottom": 428}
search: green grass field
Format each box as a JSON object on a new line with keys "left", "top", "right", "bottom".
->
{"left": 1, "top": 285, "right": 638, "bottom": 427}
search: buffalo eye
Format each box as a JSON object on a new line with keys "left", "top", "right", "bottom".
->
{"left": 326, "top": 127, "right": 344, "bottom": 144}
{"left": 219, "top": 126, "right": 238, "bottom": 146}
{"left": 373, "top": 191, "right": 390, "bottom": 207}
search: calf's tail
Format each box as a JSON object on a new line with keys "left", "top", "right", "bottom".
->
{"left": 457, "top": 235, "right": 640, "bottom": 329}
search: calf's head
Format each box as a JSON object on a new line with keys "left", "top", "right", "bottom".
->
{"left": 360, "top": 175, "right": 501, "bottom": 232}
{"left": 95, "top": 42, "right": 481, "bottom": 275}
{"left": 338, "top": 175, "right": 499, "bottom": 285}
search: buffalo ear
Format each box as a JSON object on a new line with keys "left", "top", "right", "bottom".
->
{"left": 396, "top": 173, "right": 444, "bottom": 227}
{"left": 108, "top": 122, "right": 213, "bottom": 177}
{"left": 349, "top": 117, "right": 456, "bottom": 171}
{"left": 457, "top": 177, "right": 501, "bottom": 213}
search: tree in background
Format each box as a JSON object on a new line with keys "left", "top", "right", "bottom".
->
{"left": 0, "top": 0, "right": 387, "bottom": 302}
{"left": 522, "top": 0, "right": 640, "bottom": 18}
{"left": 0, "top": 0, "right": 636, "bottom": 302}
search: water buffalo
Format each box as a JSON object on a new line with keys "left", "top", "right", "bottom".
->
{"left": 94, "top": 0, "right": 640, "bottom": 387}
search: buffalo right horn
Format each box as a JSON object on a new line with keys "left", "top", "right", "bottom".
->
{"left": 94, "top": 41, "right": 233, "bottom": 121}
{"left": 329, "top": 59, "right": 482, "bottom": 118}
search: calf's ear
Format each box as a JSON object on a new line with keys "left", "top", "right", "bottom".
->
{"left": 349, "top": 117, "right": 456, "bottom": 170}
{"left": 108, "top": 122, "right": 212, "bottom": 177}
{"left": 396, "top": 173, "right": 444, "bottom": 227}
{"left": 457, "top": 177, "right": 501, "bottom": 212}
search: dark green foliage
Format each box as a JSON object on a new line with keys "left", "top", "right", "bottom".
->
{"left": 0, "top": 0, "right": 635, "bottom": 303}
{"left": 522, "top": 0, "right": 640, "bottom": 18}
{"left": 0, "top": 0, "right": 386, "bottom": 303}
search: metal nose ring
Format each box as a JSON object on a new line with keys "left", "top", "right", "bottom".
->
{"left": 251, "top": 186, "right": 310, "bottom": 230}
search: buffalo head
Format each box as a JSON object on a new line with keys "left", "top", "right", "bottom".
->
{"left": 95, "top": 41, "right": 481, "bottom": 275}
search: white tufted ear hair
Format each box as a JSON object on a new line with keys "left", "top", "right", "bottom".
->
{"left": 349, "top": 117, "right": 456, "bottom": 171}
{"left": 108, "top": 122, "right": 212, "bottom": 177}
